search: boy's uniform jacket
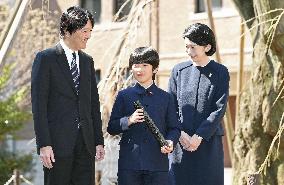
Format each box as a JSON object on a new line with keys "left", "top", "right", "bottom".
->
{"left": 108, "top": 83, "right": 181, "bottom": 171}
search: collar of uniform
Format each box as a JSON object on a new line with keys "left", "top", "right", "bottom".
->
{"left": 134, "top": 82, "right": 156, "bottom": 95}
{"left": 192, "top": 59, "right": 213, "bottom": 67}
{"left": 187, "top": 60, "right": 194, "bottom": 66}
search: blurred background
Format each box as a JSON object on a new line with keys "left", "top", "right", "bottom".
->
{"left": 0, "top": 0, "right": 283, "bottom": 184}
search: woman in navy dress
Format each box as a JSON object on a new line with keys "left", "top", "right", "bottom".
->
{"left": 168, "top": 23, "right": 230, "bottom": 185}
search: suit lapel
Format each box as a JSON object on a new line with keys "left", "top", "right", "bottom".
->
{"left": 55, "top": 43, "right": 77, "bottom": 95}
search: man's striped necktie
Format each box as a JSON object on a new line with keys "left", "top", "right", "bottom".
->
{"left": 71, "top": 52, "right": 80, "bottom": 94}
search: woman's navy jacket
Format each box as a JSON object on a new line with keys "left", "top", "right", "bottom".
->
{"left": 168, "top": 60, "right": 229, "bottom": 141}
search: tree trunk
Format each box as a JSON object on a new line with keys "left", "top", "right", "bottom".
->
{"left": 232, "top": 0, "right": 284, "bottom": 184}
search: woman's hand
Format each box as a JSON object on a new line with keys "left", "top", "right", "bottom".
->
{"left": 188, "top": 134, "right": 203, "bottom": 152}
{"left": 179, "top": 131, "right": 191, "bottom": 150}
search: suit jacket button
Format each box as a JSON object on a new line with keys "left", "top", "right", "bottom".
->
{"left": 75, "top": 118, "right": 79, "bottom": 122}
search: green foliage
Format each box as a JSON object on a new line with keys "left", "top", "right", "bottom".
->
{"left": 0, "top": 65, "right": 33, "bottom": 183}
{"left": 0, "top": 95, "right": 31, "bottom": 140}
{"left": 0, "top": 151, "right": 34, "bottom": 185}
{"left": 0, "top": 65, "right": 31, "bottom": 141}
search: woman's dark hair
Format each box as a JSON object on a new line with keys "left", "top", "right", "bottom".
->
{"left": 60, "top": 6, "right": 94, "bottom": 37}
{"left": 183, "top": 23, "right": 216, "bottom": 56}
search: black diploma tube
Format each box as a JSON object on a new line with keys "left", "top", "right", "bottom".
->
{"left": 133, "top": 100, "right": 169, "bottom": 147}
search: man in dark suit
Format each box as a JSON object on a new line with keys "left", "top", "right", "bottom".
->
{"left": 31, "top": 6, "right": 104, "bottom": 185}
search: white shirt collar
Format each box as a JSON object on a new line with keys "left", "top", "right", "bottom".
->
{"left": 192, "top": 59, "right": 211, "bottom": 67}
{"left": 59, "top": 39, "right": 80, "bottom": 73}
{"left": 60, "top": 39, "right": 78, "bottom": 56}
{"left": 138, "top": 81, "right": 153, "bottom": 89}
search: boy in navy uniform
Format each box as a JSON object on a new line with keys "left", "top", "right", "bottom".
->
{"left": 107, "top": 47, "right": 181, "bottom": 185}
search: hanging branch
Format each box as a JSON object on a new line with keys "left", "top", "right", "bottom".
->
{"left": 236, "top": 8, "right": 284, "bottom": 184}
{"left": 98, "top": 0, "right": 154, "bottom": 132}
{"left": 95, "top": 1, "right": 155, "bottom": 182}
{"left": 240, "top": 9, "right": 284, "bottom": 59}
{"left": 256, "top": 112, "right": 284, "bottom": 175}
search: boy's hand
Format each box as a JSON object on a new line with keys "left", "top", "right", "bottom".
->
{"left": 161, "top": 140, "right": 173, "bottom": 154}
{"left": 128, "top": 109, "right": 145, "bottom": 126}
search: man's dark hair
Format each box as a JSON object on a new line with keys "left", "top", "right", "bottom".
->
{"left": 60, "top": 6, "right": 94, "bottom": 37}
{"left": 129, "top": 47, "right": 159, "bottom": 69}
{"left": 183, "top": 23, "right": 216, "bottom": 56}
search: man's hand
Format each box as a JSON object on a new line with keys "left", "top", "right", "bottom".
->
{"left": 179, "top": 131, "right": 191, "bottom": 150}
{"left": 95, "top": 145, "right": 105, "bottom": 161}
{"left": 40, "top": 146, "right": 55, "bottom": 169}
{"left": 188, "top": 134, "right": 203, "bottom": 152}
{"left": 161, "top": 140, "right": 173, "bottom": 154}
{"left": 128, "top": 109, "right": 144, "bottom": 126}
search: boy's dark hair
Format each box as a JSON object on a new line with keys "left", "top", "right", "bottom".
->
{"left": 183, "top": 23, "right": 216, "bottom": 56}
{"left": 129, "top": 47, "right": 159, "bottom": 69}
{"left": 60, "top": 6, "right": 94, "bottom": 37}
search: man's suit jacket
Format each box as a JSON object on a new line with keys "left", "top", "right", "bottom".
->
{"left": 31, "top": 43, "right": 104, "bottom": 157}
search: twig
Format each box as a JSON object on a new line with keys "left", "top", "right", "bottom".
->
{"left": 256, "top": 112, "right": 284, "bottom": 175}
